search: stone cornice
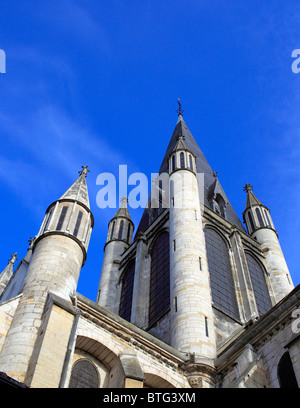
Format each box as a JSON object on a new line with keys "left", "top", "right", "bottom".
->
{"left": 75, "top": 292, "right": 186, "bottom": 370}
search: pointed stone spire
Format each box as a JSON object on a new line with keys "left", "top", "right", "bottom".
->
{"left": 59, "top": 165, "right": 90, "bottom": 208}
{"left": 135, "top": 106, "right": 245, "bottom": 236}
{"left": 0, "top": 253, "right": 18, "bottom": 296}
{"left": 113, "top": 197, "right": 132, "bottom": 221}
{"left": 243, "top": 183, "right": 264, "bottom": 211}
{"left": 243, "top": 184, "right": 273, "bottom": 235}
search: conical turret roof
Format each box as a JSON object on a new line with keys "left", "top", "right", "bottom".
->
{"left": 59, "top": 165, "right": 90, "bottom": 208}
{"left": 112, "top": 197, "right": 133, "bottom": 223}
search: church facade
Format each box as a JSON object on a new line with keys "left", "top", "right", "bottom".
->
{"left": 0, "top": 109, "right": 299, "bottom": 388}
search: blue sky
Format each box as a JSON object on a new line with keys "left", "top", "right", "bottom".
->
{"left": 0, "top": 0, "right": 299, "bottom": 301}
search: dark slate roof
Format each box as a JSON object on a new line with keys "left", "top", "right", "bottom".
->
{"left": 135, "top": 115, "right": 245, "bottom": 236}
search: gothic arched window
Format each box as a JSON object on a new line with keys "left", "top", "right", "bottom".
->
{"left": 264, "top": 210, "right": 271, "bottom": 227}
{"left": 278, "top": 351, "right": 298, "bottom": 388}
{"left": 126, "top": 224, "right": 131, "bottom": 243}
{"left": 245, "top": 252, "right": 272, "bottom": 316}
{"left": 255, "top": 208, "right": 264, "bottom": 228}
{"left": 189, "top": 154, "right": 193, "bottom": 170}
{"left": 248, "top": 211, "right": 255, "bottom": 233}
{"left": 172, "top": 155, "right": 176, "bottom": 172}
{"left": 215, "top": 194, "right": 226, "bottom": 218}
{"left": 204, "top": 227, "right": 239, "bottom": 320}
{"left": 73, "top": 211, "right": 83, "bottom": 237}
{"left": 119, "top": 261, "right": 135, "bottom": 321}
{"left": 118, "top": 220, "right": 124, "bottom": 240}
{"left": 180, "top": 152, "right": 185, "bottom": 168}
{"left": 149, "top": 231, "right": 170, "bottom": 326}
{"left": 56, "top": 206, "right": 68, "bottom": 231}
{"left": 69, "top": 360, "right": 99, "bottom": 388}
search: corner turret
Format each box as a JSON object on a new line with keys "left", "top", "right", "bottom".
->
{"left": 243, "top": 184, "right": 293, "bottom": 302}
{"left": 96, "top": 197, "right": 134, "bottom": 311}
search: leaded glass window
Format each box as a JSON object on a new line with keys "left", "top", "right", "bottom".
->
{"left": 73, "top": 211, "right": 83, "bottom": 237}
{"left": 204, "top": 227, "right": 239, "bottom": 320}
{"left": 149, "top": 231, "right": 170, "bottom": 326}
{"left": 56, "top": 206, "right": 68, "bottom": 231}
{"left": 119, "top": 261, "right": 135, "bottom": 321}
{"left": 189, "top": 154, "right": 193, "bottom": 170}
{"left": 126, "top": 224, "right": 131, "bottom": 243}
{"left": 245, "top": 252, "right": 272, "bottom": 316}
{"left": 69, "top": 360, "right": 99, "bottom": 388}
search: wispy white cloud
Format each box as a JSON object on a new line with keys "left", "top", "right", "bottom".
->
{"left": 39, "top": 0, "right": 111, "bottom": 54}
{"left": 0, "top": 104, "right": 135, "bottom": 216}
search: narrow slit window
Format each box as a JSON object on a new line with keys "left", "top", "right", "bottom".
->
{"left": 73, "top": 211, "right": 83, "bottom": 237}
{"left": 44, "top": 208, "right": 54, "bottom": 232}
{"left": 205, "top": 316, "right": 209, "bottom": 337}
{"left": 248, "top": 211, "right": 255, "bottom": 233}
{"left": 149, "top": 231, "right": 170, "bottom": 326}
{"left": 199, "top": 257, "right": 202, "bottom": 271}
{"left": 172, "top": 155, "right": 176, "bottom": 172}
{"left": 118, "top": 220, "right": 124, "bottom": 240}
{"left": 189, "top": 155, "right": 193, "bottom": 170}
{"left": 256, "top": 208, "right": 264, "bottom": 227}
{"left": 126, "top": 224, "right": 131, "bottom": 243}
{"left": 110, "top": 221, "right": 115, "bottom": 240}
{"left": 264, "top": 210, "right": 271, "bottom": 227}
{"left": 173, "top": 239, "right": 176, "bottom": 251}
{"left": 180, "top": 152, "right": 185, "bottom": 168}
{"left": 56, "top": 206, "right": 68, "bottom": 231}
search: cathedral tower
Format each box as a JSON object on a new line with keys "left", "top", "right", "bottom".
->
{"left": 0, "top": 166, "right": 93, "bottom": 384}
{"left": 243, "top": 184, "right": 293, "bottom": 302}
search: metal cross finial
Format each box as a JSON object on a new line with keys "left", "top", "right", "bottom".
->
{"left": 176, "top": 98, "right": 184, "bottom": 116}
{"left": 120, "top": 196, "right": 128, "bottom": 204}
{"left": 79, "top": 165, "right": 90, "bottom": 178}
{"left": 8, "top": 252, "right": 18, "bottom": 265}
{"left": 243, "top": 183, "right": 253, "bottom": 193}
